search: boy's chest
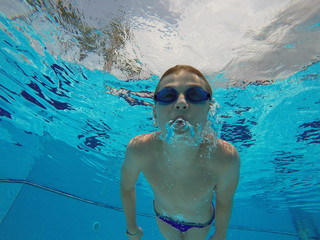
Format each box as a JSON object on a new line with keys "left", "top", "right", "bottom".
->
{"left": 142, "top": 156, "right": 218, "bottom": 204}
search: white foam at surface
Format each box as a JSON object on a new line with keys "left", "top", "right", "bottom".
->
{"left": 2, "top": 0, "right": 319, "bottom": 83}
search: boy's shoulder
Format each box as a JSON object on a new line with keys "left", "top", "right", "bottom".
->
{"left": 216, "top": 138, "right": 240, "bottom": 164}
{"left": 125, "top": 132, "right": 160, "bottom": 168}
{"left": 126, "top": 132, "right": 160, "bottom": 155}
{"left": 128, "top": 132, "right": 158, "bottom": 145}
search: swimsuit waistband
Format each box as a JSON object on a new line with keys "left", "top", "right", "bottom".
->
{"left": 153, "top": 200, "right": 215, "bottom": 227}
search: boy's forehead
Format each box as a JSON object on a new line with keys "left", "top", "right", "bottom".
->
{"left": 159, "top": 71, "right": 205, "bottom": 88}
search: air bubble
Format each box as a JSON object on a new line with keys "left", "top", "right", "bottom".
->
{"left": 92, "top": 221, "right": 100, "bottom": 232}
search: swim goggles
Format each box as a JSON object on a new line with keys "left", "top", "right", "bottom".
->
{"left": 154, "top": 87, "right": 211, "bottom": 104}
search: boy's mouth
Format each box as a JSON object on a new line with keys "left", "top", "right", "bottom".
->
{"left": 174, "top": 117, "right": 185, "bottom": 125}
{"left": 170, "top": 117, "right": 190, "bottom": 132}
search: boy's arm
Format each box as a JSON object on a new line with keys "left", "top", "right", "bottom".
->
{"left": 120, "top": 140, "right": 143, "bottom": 235}
{"left": 211, "top": 148, "right": 240, "bottom": 240}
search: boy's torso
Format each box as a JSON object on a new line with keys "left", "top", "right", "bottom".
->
{"left": 135, "top": 132, "right": 233, "bottom": 223}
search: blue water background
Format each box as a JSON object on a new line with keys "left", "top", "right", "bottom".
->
{"left": 0, "top": 7, "right": 320, "bottom": 240}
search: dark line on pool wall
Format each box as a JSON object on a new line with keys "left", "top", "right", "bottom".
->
{"left": 0, "top": 179, "right": 299, "bottom": 237}
{"left": 0, "top": 179, "right": 151, "bottom": 218}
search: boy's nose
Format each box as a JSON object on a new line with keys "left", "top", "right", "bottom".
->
{"left": 174, "top": 94, "right": 189, "bottom": 110}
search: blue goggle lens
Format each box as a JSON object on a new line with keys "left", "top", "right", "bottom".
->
{"left": 154, "top": 87, "right": 211, "bottom": 104}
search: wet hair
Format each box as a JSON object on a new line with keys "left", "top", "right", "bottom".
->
{"left": 154, "top": 65, "right": 212, "bottom": 97}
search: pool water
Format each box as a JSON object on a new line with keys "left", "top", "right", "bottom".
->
{"left": 0, "top": 1, "right": 320, "bottom": 239}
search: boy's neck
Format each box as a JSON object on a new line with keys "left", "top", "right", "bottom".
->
{"left": 162, "top": 140, "right": 201, "bottom": 166}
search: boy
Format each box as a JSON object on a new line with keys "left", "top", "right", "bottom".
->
{"left": 121, "top": 65, "right": 240, "bottom": 240}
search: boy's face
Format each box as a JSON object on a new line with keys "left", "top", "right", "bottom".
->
{"left": 154, "top": 71, "right": 211, "bottom": 138}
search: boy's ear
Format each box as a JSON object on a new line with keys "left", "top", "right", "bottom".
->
{"left": 153, "top": 107, "right": 157, "bottom": 127}
{"left": 153, "top": 107, "right": 157, "bottom": 119}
